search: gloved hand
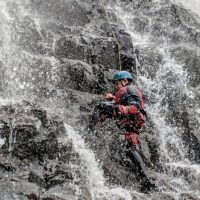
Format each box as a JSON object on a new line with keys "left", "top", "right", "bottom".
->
{"left": 97, "top": 102, "right": 117, "bottom": 117}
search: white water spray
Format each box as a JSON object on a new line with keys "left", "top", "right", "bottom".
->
{"left": 109, "top": 1, "right": 200, "bottom": 198}
{"left": 64, "top": 124, "right": 133, "bottom": 200}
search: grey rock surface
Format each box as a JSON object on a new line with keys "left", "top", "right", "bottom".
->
{"left": 0, "top": 0, "right": 199, "bottom": 199}
{"left": 0, "top": 101, "right": 91, "bottom": 200}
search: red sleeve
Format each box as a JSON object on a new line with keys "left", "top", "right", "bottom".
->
{"left": 116, "top": 105, "right": 140, "bottom": 116}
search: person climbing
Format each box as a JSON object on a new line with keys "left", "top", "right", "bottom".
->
{"left": 88, "top": 70, "right": 157, "bottom": 193}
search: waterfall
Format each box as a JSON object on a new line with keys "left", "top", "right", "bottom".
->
{"left": 110, "top": 0, "right": 200, "bottom": 198}
{"left": 0, "top": 0, "right": 199, "bottom": 199}
{"left": 64, "top": 124, "right": 134, "bottom": 200}
{"left": 111, "top": 1, "right": 187, "bottom": 162}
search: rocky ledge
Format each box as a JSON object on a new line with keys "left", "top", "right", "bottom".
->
{"left": 0, "top": 101, "right": 91, "bottom": 200}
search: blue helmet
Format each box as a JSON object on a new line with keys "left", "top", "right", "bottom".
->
{"left": 112, "top": 71, "right": 133, "bottom": 82}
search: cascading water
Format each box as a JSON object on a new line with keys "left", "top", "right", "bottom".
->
{"left": 0, "top": 0, "right": 61, "bottom": 102}
{"left": 0, "top": 1, "right": 135, "bottom": 199}
{"left": 64, "top": 124, "right": 134, "bottom": 200}
{"left": 109, "top": 0, "right": 200, "bottom": 198}
{"left": 0, "top": 0, "right": 200, "bottom": 199}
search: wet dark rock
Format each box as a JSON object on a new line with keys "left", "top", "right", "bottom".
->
{"left": 141, "top": 121, "right": 161, "bottom": 170}
{"left": 44, "top": 22, "right": 79, "bottom": 35}
{"left": 0, "top": 101, "right": 92, "bottom": 200}
{"left": 0, "top": 162, "right": 16, "bottom": 171}
{"left": 151, "top": 22, "right": 168, "bottom": 38}
{"left": 114, "top": 29, "right": 134, "bottom": 51}
{"left": 126, "top": 0, "right": 200, "bottom": 164}
{"left": 55, "top": 60, "right": 113, "bottom": 94}
{"left": 81, "top": 120, "right": 157, "bottom": 189}
{"left": 169, "top": 46, "right": 200, "bottom": 87}
{"left": 54, "top": 36, "right": 92, "bottom": 63}
{"left": 131, "top": 0, "right": 154, "bottom": 10}
{"left": 29, "top": 0, "right": 90, "bottom": 27}
{"left": 180, "top": 193, "right": 200, "bottom": 200}
{"left": 12, "top": 16, "right": 53, "bottom": 55}
{"left": 90, "top": 37, "right": 119, "bottom": 69}
{"left": 130, "top": 17, "right": 149, "bottom": 35}
{"left": 120, "top": 51, "right": 135, "bottom": 70}
{"left": 0, "top": 103, "right": 58, "bottom": 161}
{"left": 139, "top": 47, "right": 164, "bottom": 79}
{"left": 9, "top": 0, "right": 134, "bottom": 71}
{"left": 151, "top": 193, "right": 175, "bottom": 200}
{"left": 0, "top": 181, "right": 39, "bottom": 200}
{"left": 1, "top": 0, "right": 200, "bottom": 199}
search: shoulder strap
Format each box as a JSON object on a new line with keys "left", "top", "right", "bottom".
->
{"left": 127, "top": 86, "right": 147, "bottom": 119}
{"left": 127, "top": 85, "right": 142, "bottom": 106}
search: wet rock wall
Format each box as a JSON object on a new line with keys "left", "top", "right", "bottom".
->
{"left": 0, "top": 0, "right": 200, "bottom": 199}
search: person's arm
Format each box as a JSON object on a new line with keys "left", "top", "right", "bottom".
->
{"left": 116, "top": 104, "right": 138, "bottom": 116}
{"left": 87, "top": 101, "right": 116, "bottom": 132}
{"left": 113, "top": 93, "right": 141, "bottom": 117}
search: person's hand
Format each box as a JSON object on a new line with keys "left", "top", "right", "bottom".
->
{"left": 97, "top": 102, "right": 113, "bottom": 111}
{"left": 104, "top": 93, "right": 115, "bottom": 100}
{"left": 97, "top": 102, "right": 118, "bottom": 118}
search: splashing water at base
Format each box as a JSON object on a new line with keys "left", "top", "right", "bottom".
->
{"left": 64, "top": 124, "right": 134, "bottom": 200}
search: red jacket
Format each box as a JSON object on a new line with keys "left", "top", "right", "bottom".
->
{"left": 112, "top": 85, "right": 145, "bottom": 133}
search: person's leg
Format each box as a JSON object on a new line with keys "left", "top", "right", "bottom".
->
{"left": 126, "top": 139, "right": 149, "bottom": 183}
{"left": 125, "top": 136, "right": 158, "bottom": 193}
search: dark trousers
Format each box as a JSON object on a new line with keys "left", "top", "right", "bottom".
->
{"left": 126, "top": 141, "right": 150, "bottom": 184}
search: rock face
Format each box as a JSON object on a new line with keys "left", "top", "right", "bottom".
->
{"left": 0, "top": 0, "right": 200, "bottom": 199}
{"left": 0, "top": 101, "right": 91, "bottom": 200}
